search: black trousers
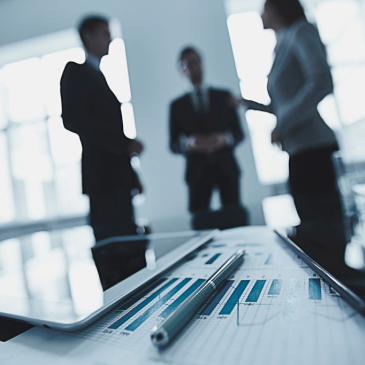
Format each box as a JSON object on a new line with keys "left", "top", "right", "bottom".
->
{"left": 287, "top": 145, "right": 363, "bottom": 279}
{"left": 188, "top": 164, "right": 240, "bottom": 213}
{"left": 89, "top": 191, "right": 137, "bottom": 242}
{"left": 288, "top": 144, "right": 342, "bottom": 223}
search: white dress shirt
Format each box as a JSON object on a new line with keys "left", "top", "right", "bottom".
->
{"left": 179, "top": 85, "right": 234, "bottom": 152}
{"left": 86, "top": 54, "right": 101, "bottom": 72}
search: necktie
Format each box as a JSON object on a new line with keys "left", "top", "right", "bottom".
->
{"left": 196, "top": 89, "right": 206, "bottom": 114}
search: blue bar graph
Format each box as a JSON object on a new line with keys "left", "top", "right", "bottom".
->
{"left": 205, "top": 253, "right": 221, "bottom": 265}
{"left": 219, "top": 280, "right": 250, "bottom": 315}
{"left": 108, "top": 278, "right": 178, "bottom": 329}
{"left": 118, "top": 278, "right": 167, "bottom": 310}
{"left": 126, "top": 278, "right": 192, "bottom": 331}
{"left": 200, "top": 280, "right": 233, "bottom": 316}
{"left": 268, "top": 279, "right": 282, "bottom": 295}
{"left": 159, "top": 279, "right": 205, "bottom": 318}
{"left": 309, "top": 278, "right": 322, "bottom": 300}
{"left": 245, "top": 280, "right": 266, "bottom": 302}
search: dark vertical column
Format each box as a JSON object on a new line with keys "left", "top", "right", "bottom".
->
{"left": 219, "top": 280, "right": 250, "bottom": 315}
{"left": 309, "top": 279, "right": 322, "bottom": 300}
{"left": 245, "top": 280, "right": 266, "bottom": 302}
{"left": 200, "top": 280, "right": 233, "bottom": 315}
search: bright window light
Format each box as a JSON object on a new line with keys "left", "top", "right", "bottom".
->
{"left": 121, "top": 102, "right": 137, "bottom": 139}
{"left": 0, "top": 71, "right": 8, "bottom": 129}
{"left": 48, "top": 116, "right": 82, "bottom": 165}
{"left": 327, "top": 21, "right": 365, "bottom": 65}
{"left": 246, "top": 110, "right": 289, "bottom": 185}
{"left": 0, "top": 239, "right": 27, "bottom": 298}
{"left": 0, "top": 23, "right": 136, "bottom": 223}
{"left": 227, "top": 11, "right": 288, "bottom": 185}
{"left": 0, "top": 133, "right": 15, "bottom": 223}
{"left": 54, "top": 164, "right": 89, "bottom": 216}
{"left": 318, "top": 94, "right": 341, "bottom": 130}
{"left": 334, "top": 64, "right": 365, "bottom": 125}
{"left": 101, "top": 38, "right": 132, "bottom": 103}
{"left": 262, "top": 194, "right": 300, "bottom": 228}
{"left": 2, "top": 58, "right": 46, "bottom": 123}
{"left": 25, "top": 179, "right": 47, "bottom": 220}
{"left": 227, "top": 12, "right": 276, "bottom": 81}
{"left": 315, "top": 0, "right": 360, "bottom": 46}
{"left": 10, "top": 123, "right": 53, "bottom": 182}
{"left": 314, "top": 0, "right": 365, "bottom": 140}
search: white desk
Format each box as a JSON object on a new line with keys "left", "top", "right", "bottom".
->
{"left": 1, "top": 226, "right": 365, "bottom": 365}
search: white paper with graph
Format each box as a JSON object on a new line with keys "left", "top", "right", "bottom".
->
{"left": 1, "top": 227, "right": 365, "bottom": 365}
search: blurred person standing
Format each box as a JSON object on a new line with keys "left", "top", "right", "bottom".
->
{"left": 237, "top": 0, "right": 342, "bottom": 226}
{"left": 61, "top": 16, "right": 144, "bottom": 241}
{"left": 169, "top": 47, "right": 247, "bottom": 229}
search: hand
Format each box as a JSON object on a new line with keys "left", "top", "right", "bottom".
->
{"left": 271, "top": 128, "right": 281, "bottom": 148}
{"left": 128, "top": 140, "right": 144, "bottom": 155}
{"left": 134, "top": 177, "right": 144, "bottom": 195}
{"left": 227, "top": 96, "right": 249, "bottom": 108}
{"left": 187, "top": 133, "right": 227, "bottom": 154}
{"left": 209, "top": 132, "right": 227, "bottom": 151}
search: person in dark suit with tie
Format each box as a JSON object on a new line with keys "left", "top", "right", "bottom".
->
{"left": 169, "top": 47, "right": 247, "bottom": 228}
{"left": 61, "top": 16, "right": 144, "bottom": 241}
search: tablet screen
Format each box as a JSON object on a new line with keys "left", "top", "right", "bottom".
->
{"left": 0, "top": 226, "right": 212, "bottom": 327}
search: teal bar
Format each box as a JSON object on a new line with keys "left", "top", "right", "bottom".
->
{"left": 245, "top": 280, "right": 266, "bottom": 302}
{"left": 126, "top": 278, "right": 192, "bottom": 331}
{"left": 219, "top": 280, "right": 249, "bottom": 315}
{"left": 309, "top": 279, "right": 322, "bottom": 300}
{"left": 108, "top": 278, "right": 178, "bottom": 329}
{"left": 159, "top": 279, "right": 205, "bottom": 318}
{"left": 268, "top": 279, "right": 282, "bottom": 295}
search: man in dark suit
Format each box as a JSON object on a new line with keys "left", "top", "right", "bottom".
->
{"left": 169, "top": 47, "right": 246, "bottom": 227}
{"left": 61, "top": 16, "right": 144, "bottom": 241}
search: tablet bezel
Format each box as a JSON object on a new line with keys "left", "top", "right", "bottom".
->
{"left": 275, "top": 230, "right": 365, "bottom": 316}
{"left": 0, "top": 230, "right": 218, "bottom": 331}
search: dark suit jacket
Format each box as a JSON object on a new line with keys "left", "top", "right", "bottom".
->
{"left": 60, "top": 61, "right": 136, "bottom": 195}
{"left": 169, "top": 88, "right": 244, "bottom": 184}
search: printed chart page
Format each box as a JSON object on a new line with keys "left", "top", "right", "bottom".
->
{"left": 1, "top": 227, "right": 365, "bottom": 365}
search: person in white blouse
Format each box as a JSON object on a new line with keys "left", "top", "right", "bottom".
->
{"left": 238, "top": 0, "right": 342, "bottom": 226}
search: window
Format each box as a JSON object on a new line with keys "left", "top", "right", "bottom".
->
{"left": 315, "top": 0, "right": 365, "bottom": 128}
{"left": 0, "top": 27, "right": 136, "bottom": 224}
{"left": 227, "top": 11, "right": 289, "bottom": 185}
{"left": 226, "top": 1, "right": 365, "bottom": 186}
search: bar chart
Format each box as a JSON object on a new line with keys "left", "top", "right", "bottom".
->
{"left": 104, "top": 275, "right": 326, "bottom": 336}
{"left": 60, "top": 227, "right": 365, "bottom": 365}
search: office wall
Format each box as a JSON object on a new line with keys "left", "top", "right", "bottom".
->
{"left": 0, "top": 0, "right": 270, "bottom": 231}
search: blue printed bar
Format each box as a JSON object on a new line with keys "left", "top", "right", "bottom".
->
{"left": 309, "top": 278, "right": 322, "bottom": 300}
{"left": 118, "top": 277, "right": 167, "bottom": 310}
{"left": 200, "top": 280, "right": 233, "bottom": 316}
{"left": 159, "top": 279, "right": 205, "bottom": 318}
{"left": 245, "top": 280, "right": 266, "bottom": 302}
{"left": 268, "top": 279, "right": 282, "bottom": 296}
{"left": 205, "top": 253, "right": 221, "bottom": 265}
{"left": 219, "top": 280, "right": 250, "bottom": 315}
{"left": 126, "top": 278, "right": 192, "bottom": 331}
{"left": 108, "top": 278, "right": 178, "bottom": 329}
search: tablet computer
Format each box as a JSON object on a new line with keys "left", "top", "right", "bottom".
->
{"left": 0, "top": 227, "right": 217, "bottom": 330}
{"left": 275, "top": 230, "right": 365, "bottom": 316}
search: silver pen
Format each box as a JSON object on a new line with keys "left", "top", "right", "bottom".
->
{"left": 151, "top": 249, "right": 245, "bottom": 347}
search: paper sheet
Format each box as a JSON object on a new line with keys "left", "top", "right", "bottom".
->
{"left": 1, "top": 227, "right": 365, "bottom": 365}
